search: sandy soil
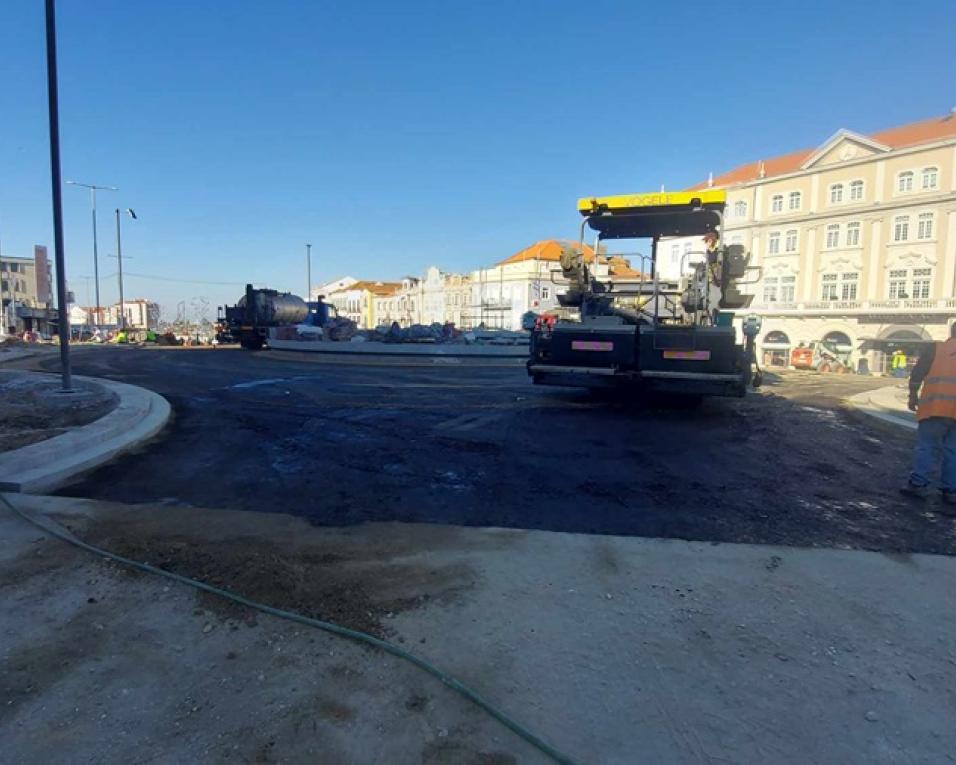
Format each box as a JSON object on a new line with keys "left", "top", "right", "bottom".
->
{"left": 0, "top": 370, "right": 117, "bottom": 452}
{"left": 2, "top": 494, "right": 954, "bottom": 764}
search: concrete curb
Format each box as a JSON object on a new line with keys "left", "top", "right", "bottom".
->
{"left": 266, "top": 337, "right": 529, "bottom": 358}
{"left": 0, "top": 374, "right": 171, "bottom": 493}
{"left": 846, "top": 386, "right": 917, "bottom": 431}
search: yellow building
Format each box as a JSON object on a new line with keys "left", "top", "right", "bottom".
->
{"left": 691, "top": 111, "right": 956, "bottom": 372}
{"left": 327, "top": 280, "right": 401, "bottom": 329}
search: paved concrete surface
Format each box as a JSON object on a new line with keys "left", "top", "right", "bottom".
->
{"left": 848, "top": 385, "right": 917, "bottom": 431}
{"left": 14, "top": 346, "right": 954, "bottom": 554}
{"left": 2, "top": 494, "right": 954, "bottom": 764}
{"left": 0, "top": 371, "right": 171, "bottom": 493}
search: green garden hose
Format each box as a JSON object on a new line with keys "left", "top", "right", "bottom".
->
{"left": 1, "top": 494, "right": 579, "bottom": 765}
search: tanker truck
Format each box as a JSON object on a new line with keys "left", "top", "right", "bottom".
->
{"left": 217, "top": 284, "right": 309, "bottom": 350}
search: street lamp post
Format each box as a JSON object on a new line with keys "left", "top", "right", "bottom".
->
{"left": 44, "top": 0, "right": 71, "bottom": 389}
{"left": 306, "top": 243, "right": 312, "bottom": 302}
{"left": 66, "top": 181, "right": 117, "bottom": 327}
{"left": 114, "top": 208, "right": 136, "bottom": 329}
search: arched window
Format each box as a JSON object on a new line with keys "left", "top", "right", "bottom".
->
{"left": 822, "top": 331, "right": 852, "bottom": 350}
{"left": 829, "top": 183, "right": 844, "bottom": 204}
{"left": 898, "top": 171, "right": 914, "bottom": 193}
{"left": 734, "top": 200, "right": 747, "bottom": 217}
{"left": 762, "top": 331, "right": 791, "bottom": 367}
{"left": 921, "top": 167, "right": 938, "bottom": 190}
{"left": 765, "top": 330, "right": 790, "bottom": 345}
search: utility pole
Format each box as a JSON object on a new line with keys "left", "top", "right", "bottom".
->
{"left": 44, "top": 0, "right": 71, "bottom": 389}
{"left": 114, "top": 208, "right": 137, "bottom": 329}
{"left": 306, "top": 243, "right": 312, "bottom": 302}
{"left": 66, "top": 181, "right": 117, "bottom": 326}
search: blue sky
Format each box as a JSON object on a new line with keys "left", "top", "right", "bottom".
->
{"left": 2, "top": 0, "right": 954, "bottom": 318}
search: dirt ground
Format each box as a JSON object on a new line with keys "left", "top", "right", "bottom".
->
{"left": 2, "top": 494, "right": 954, "bottom": 764}
{"left": 0, "top": 370, "right": 117, "bottom": 452}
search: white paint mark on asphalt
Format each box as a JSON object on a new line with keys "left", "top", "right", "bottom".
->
{"left": 225, "top": 377, "right": 290, "bottom": 390}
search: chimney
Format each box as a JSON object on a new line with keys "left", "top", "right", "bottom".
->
{"left": 707, "top": 172, "right": 714, "bottom": 188}
{"left": 758, "top": 161, "right": 766, "bottom": 179}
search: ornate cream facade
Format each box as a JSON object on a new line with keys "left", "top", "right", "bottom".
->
{"left": 684, "top": 113, "right": 956, "bottom": 372}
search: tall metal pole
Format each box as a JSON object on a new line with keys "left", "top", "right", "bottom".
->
{"left": 67, "top": 181, "right": 117, "bottom": 325}
{"left": 306, "top": 243, "right": 312, "bottom": 301}
{"left": 91, "top": 187, "right": 100, "bottom": 322}
{"left": 115, "top": 209, "right": 125, "bottom": 330}
{"left": 44, "top": 0, "right": 71, "bottom": 389}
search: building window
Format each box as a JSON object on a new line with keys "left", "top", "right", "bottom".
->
{"left": 894, "top": 215, "right": 909, "bottom": 242}
{"left": 780, "top": 275, "right": 796, "bottom": 302}
{"left": 670, "top": 243, "right": 680, "bottom": 264}
{"left": 541, "top": 286, "right": 550, "bottom": 300}
{"left": 921, "top": 167, "right": 938, "bottom": 190}
{"left": 683, "top": 242, "right": 692, "bottom": 256}
{"left": 849, "top": 180, "right": 864, "bottom": 201}
{"left": 888, "top": 269, "right": 908, "bottom": 299}
{"left": 785, "top": 229, "right": 798, "bottom": 253}
{"left": 825, "top": 224, "right": 840, "bottom": 249}
{"left": 734, "top": 200, "right": 747, "bottom": 217}
{"left": 898, "top": 171, "right": 914, "bottom": 193}
{"left": 763, "top": 277, "right": 778, "bottom": 303}
{"left": 767, "top": 231, "right": 781, "bottom": 255}
{"left": 915, "top": 212, "right": 933, "bottom": 240}
{"left": 829, "top": 184, "right": 844, "bottom": 204}
{"left": 841, "top": 272, "right": 859, "bottom": 300}
{"left": 771, "top": 194, "right": 783, "bottom": 213}
{"left": 912, "top": 268, "right": 932, "bottom": 299}
{"left": 845, "top": 221, "right": 861, "bottom": 247}
{"left": 821, "top": 273, "right": 838, "bottom": 300}
{"left": 788, "top": 191, "right": 802, "bottom": 210}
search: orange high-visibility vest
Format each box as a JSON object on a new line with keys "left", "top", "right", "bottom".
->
{"left": 918, "top": 337, "right": 956, "bottom": 421}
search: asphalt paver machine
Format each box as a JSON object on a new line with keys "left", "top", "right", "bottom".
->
{"left": 528, "top": 191, "right": 762, "bottom": 397}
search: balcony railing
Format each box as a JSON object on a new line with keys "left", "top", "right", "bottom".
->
{"left": 479, "top": 298, "right": 513, "bottom": 309}
{"left": 751, "top": 297, "right": 956, "bottom": 314}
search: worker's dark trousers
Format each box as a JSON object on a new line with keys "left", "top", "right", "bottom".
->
{"left": 911, "top": 417, "right": 956, "bottom": 492}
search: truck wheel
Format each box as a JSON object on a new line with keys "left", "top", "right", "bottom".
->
{"left": 240, "top": 332, "right": 264, "bottom": 351}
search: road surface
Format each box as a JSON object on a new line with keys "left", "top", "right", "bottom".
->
{"left": 20, "top": 345, "right": 954, "bottom": 554}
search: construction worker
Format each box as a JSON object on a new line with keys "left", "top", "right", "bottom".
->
{"left": 901, "top": 324, "right": 956, "bottom": 508}
{"left": 891, "top": 348, "right": 908, "bottom": 377}
{"left": 703, "top": 231, "right": 719, "bottom": 263}
{"left": 701, "top": 232, "right": 723, "bottom": 321}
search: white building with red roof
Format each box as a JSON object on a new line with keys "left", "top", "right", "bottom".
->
{"left": 665, "top": 111, "right": 956, "bottom": 372}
